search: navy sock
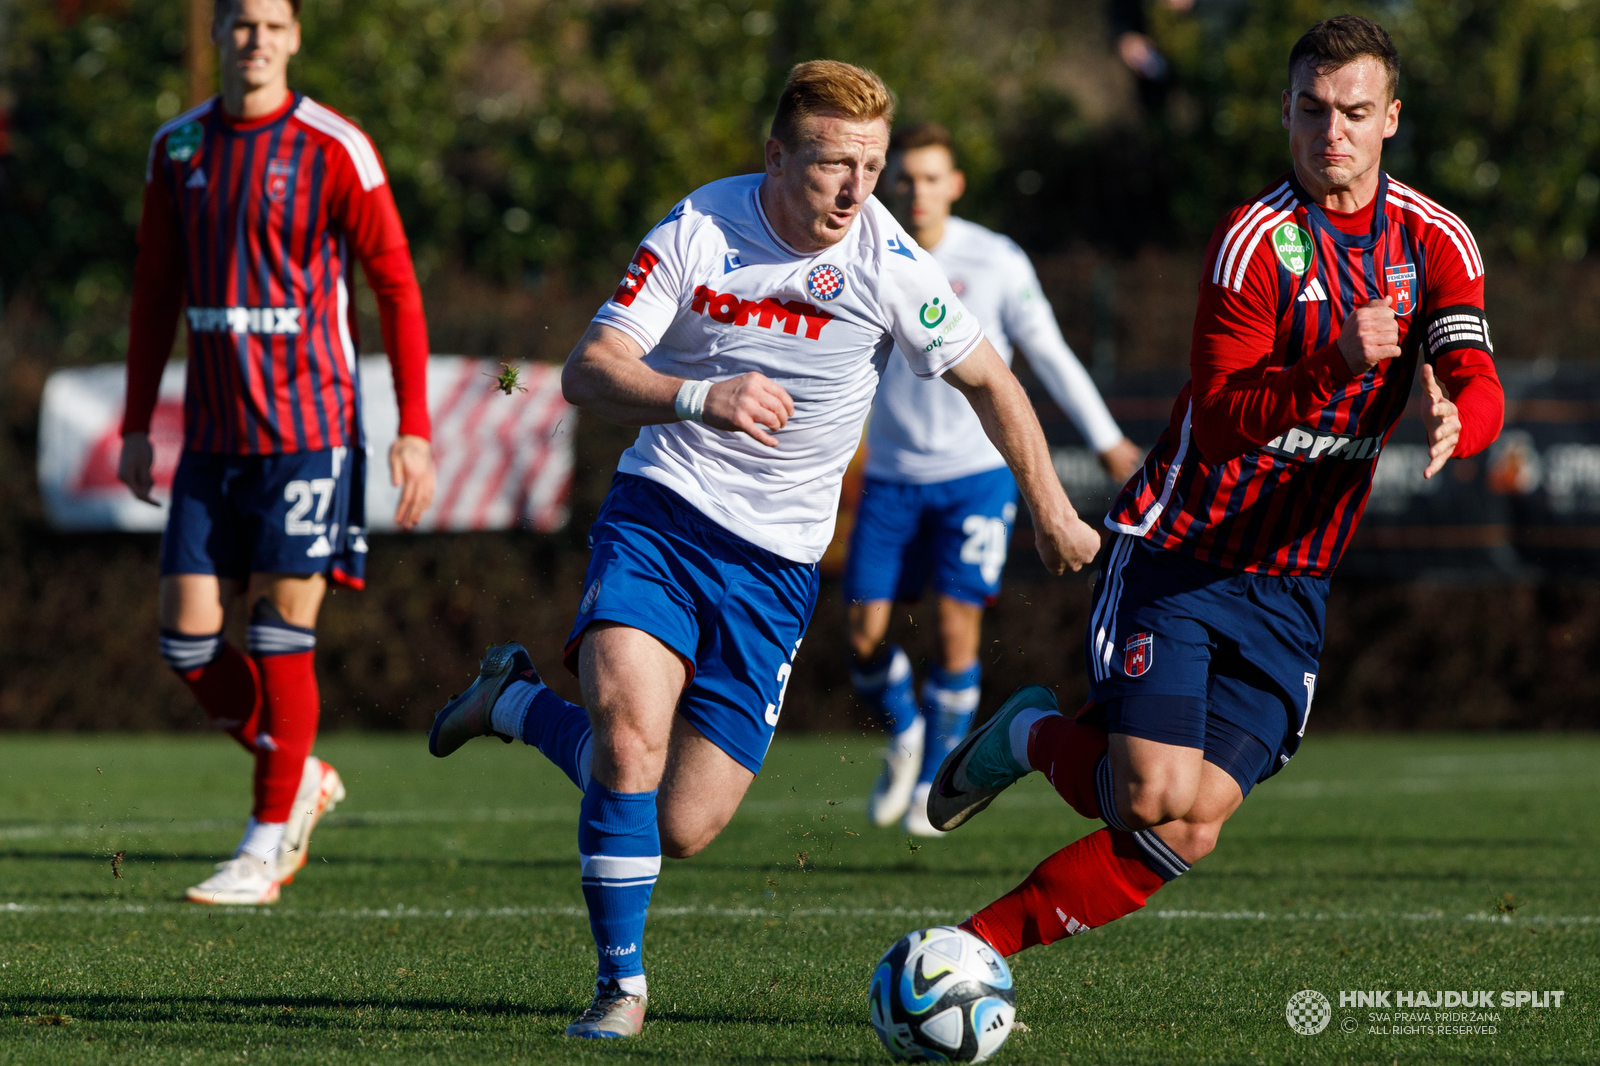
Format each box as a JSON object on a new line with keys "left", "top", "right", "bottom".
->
{"left": 495, "top": 680, "right": 593, "bottom": 791}
{"left": 849, "top": 644, "right": 919, "bottom": 735}
{"left": 579, "top": 782, "right": 660, "bottom": 986}
{"left": 917, "top": 662, "right": 981, "bottom": 785}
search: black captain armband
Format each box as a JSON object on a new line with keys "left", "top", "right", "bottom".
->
{"left": 1423, "top": 304, "right": 1494, "bottom": 364}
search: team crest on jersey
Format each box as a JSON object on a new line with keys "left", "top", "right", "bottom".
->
{"left": 1385, "top": 263, "right": 1417, "bottom": 316}
{"left": 806, "top": 263, "right": 846, "bottom": 302}
{"left": 1123, "top": 632, "right": 1153, "bottom": 677}
{"left": 580, "top": 580, "right": 601, "bottom": 615}
{"left": 265, "top": 159, "right": 296, "bottom": 203}
{"left": 166, "top": 121, "right": 204, "bottom": 162}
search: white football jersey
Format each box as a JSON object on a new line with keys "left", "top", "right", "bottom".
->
{"left": 593, "top": 174, "right": 982, "bottom": 563}
{"left": 865, "top": 215, "right": 1123, "bottom": 484}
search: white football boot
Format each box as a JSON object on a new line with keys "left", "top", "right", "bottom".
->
{"left": 566, "top": 980, "right": 648, "bottom": 1038}
{"left": 902, "top": 781, "right": 948, "bottom": 837}
{"left": 868, "top": 716, "right": 925, "bottom": 828}
{"left": 275, "top": 756, "right": 347, "bottom": 883}
{"left": 185, "top": 855, "right": 281, "bottom": 906}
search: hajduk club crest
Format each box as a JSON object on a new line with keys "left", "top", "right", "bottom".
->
{"left": 1123, "top": 632, "right": 1153, "bottom": 677}
{"left": 806, "top": 263, "right": 846, "bottom": 302}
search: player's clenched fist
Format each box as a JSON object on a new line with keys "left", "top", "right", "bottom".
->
{"left": 1337, "top": 295, "right": 1401, "bottom": 374}
{"left": 1034, "top": 508, "right": 1103, "bottom": 575}
{"left": 703, "top": 372, "right": 796, "bottom": 448}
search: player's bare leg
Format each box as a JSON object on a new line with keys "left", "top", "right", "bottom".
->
{"left": 902, "top": 595, "right": 984, "bottom": 836}
{"left": 655, "top": 716, "right": 756, "bottom": 858}
{"left": 848, "top": 600, "right": 925, "bottom": 828}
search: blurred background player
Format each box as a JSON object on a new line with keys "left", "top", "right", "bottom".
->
{"left": 117, "top": 0, "right": 436, "bottom": 905}
{"left": 928, "top": 16, "right": 1503, "bottom": 958}
{"left": 427, "top": 60, "right": 1103, "bottom": 1038}
{"left": 845, "top": 124, "right": 1144, "bottom": 837}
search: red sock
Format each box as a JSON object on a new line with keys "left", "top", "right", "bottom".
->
{"left": 961, "top": 828, "right": 1166, "bottom": 956}
{"left": 1027, "top": 714, "right": 1109, "bottom": 821}
{"left": 178, "top": 643, "right": 261, "bottom": 754}
{"left": 252, "top": 649, "right": 320, "bottom": 822}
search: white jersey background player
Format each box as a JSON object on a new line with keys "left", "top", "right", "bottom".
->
{"left": 427, "top": 61, "right": 1102, "bottom": 1039}
{"left": 843, "top": 124, "right": 1145, "bottom": 836}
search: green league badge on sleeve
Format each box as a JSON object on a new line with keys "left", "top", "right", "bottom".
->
{"left": 166, "top": 121, "right": 204, "bottom": 163}
{"left": 1273, "top": 222, "right": 1312, "bottom": 276}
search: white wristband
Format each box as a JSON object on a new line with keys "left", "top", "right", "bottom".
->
{"left": 674, "top": 379, "right": 712, "bottom": 423}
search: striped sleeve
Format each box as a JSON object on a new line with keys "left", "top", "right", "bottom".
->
{"left": 1390, "top": 181, "right": 1502, "bottom": 457}
{"left": 1187, "top": 201, "right": 1354, "bottom": 464}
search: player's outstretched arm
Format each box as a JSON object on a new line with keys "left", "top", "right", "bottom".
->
{"left": 943, "top": 340, "right": 1102, "bottom": 573}
{"left": 562, "top": 322, "right": 795, "bottom": 445}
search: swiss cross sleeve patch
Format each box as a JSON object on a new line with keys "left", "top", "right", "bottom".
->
{"left": 612, "top": 246, "right": 661, "bottom": 307}
{"left": 1123, "top": 632, "right": 1154, "bottom": 678}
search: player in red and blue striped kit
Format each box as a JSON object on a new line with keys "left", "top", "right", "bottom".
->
{"left": 927, "top": 17, "right": 1505, "bottom": 958}
{"left": 117, "top": 0, "right": 435, "bottom": 905}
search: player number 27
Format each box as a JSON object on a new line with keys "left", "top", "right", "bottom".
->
{"left": 284, "top": 478, "right": 336, "bottom": 536}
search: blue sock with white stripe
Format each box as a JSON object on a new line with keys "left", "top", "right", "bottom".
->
{"left": 491, "top": 679, "right": 593, "bottom": 792}
{"left": 849, "top": 645, "right": 920, "bottom": 736}
{"left": 916, "top": 662, "right": 982, "bottom": 786}
{"left": 579, "top": 782, "right": 659, "bottom": 996}
{"left": 1130, "top": 828, "right": 1193, "bottom": 882}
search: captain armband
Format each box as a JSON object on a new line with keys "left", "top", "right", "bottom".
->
{"left": 1423, "top": 304, "right": 1494, "bottom": 364}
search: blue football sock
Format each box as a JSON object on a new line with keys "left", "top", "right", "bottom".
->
{"left": 917, "top": 662, "right": 981, "bottom": 785}
{"left": 849, "top": 644, "right": 920, "bottom": 735}
{"left": 493, "top": 680, "right": 593, "bottom": 792}
{"left": 579, "top": 782, "right": 660, "bottom": 986}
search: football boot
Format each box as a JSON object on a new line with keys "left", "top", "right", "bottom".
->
{"left": 867, "top": 716, "right": 925, "bottom": 828}
{"left": 185, "top": 855, "right": 281, "bottom": 906}
{"left": 275, "top": 756, "right": 347, "bottom": 883}
{"left": 902, "top": 780, "right": 948, "bottom": 837}
{"left": 566, "top": 980, "right": 647, "bottom": 1039}
{"left": 428, "top": 642, "right": 532, "bottom": 757}
{"left": 926, "top": 684, "right": 1057, "bottom": 832}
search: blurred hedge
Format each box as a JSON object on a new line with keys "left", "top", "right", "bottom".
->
{"left": 8, "top": 0, "right": 1600, "bottom": 336}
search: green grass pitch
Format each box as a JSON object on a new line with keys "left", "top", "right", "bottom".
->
{"left": 1, "top": 731, "right": 1596, "bottom": 1064}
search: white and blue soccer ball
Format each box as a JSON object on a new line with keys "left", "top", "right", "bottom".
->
{"left": 868, "top": 926, "right": 1016, "bottom": 1062}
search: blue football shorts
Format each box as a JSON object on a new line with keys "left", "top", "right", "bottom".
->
{"left": 841, "top": 467, "right": 1019, "bottom": 608}
{"left": 1081, "top": 533, "right": 1330, "bottom": 797}
{"left": 160, "top": 446, "right": 368, "bottom": 588}
{"left": 564, "top": 473, "right": 820, "bottom": 775}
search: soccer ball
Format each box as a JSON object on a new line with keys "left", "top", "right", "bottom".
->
{"left": 868, "top": 926, "right": 1016, "bottom": 1062}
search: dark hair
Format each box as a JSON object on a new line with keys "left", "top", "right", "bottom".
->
{"left": 889, "top": 122, "right": 953, "bottom": 157}
{"left": 215, "top": 0, "right": 302, "bottom": 17}
{"left": 770, "top": 60, "right": 895, "bottom": 146}
{"left": 1288, "top": 16, "right": 1399, "bottom": 99}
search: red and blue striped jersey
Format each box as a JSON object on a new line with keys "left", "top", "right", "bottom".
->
{"left": 1105, "top": 172, "right": 1504, "bottom": 576}
{"left": 123, "top": 93, "right": 431, "bottom": 454}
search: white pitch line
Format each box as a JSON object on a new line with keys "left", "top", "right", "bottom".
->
{"left": 2, "top": 769, "right": 1592, "bottom": 843}
{"left": 2, "top": 901, "right": 1597, "bottom": 926}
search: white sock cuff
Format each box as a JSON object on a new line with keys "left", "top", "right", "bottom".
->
{"left": 490, "top": 679, "right": 542, "bottom": 738}
{"left": 1008, "top": 707, "right": 1057, "bottom": 773}
{"left": 237, "top": 817, "right": 287, "bottom": 860}
{"left": 614, "top": 974, "right": 648, "bottom": 998}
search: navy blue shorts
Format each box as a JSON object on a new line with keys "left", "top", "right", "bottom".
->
{"left": 565, "top": 473, "right": 820, "bottom": 775}
{"left": 160, "top": 447, "right": 368, "bottom": 588}
{"left": 841, "top": 468, "right": 1019, "bottom": 608}
{"left": 1082, "top": 534, "right": 1329, "bottom": 797}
